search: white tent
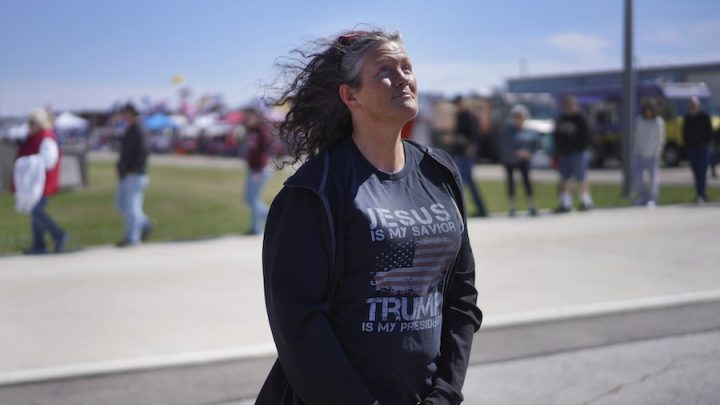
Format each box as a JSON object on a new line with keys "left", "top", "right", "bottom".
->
{"left": 7, "top": 123, "right": 29, "bottom": 140}
{"left": 169, "top": 114, "right": 189, "bottom": 128}
{"left": 204, "top": 122, "right": 232, "bottom": 137}
{"left": 193, "top": 113, "right": 219, "bottom": 129}
{"left": 179, "top": 125, "right": 201, "bottom": 138}
{"left": 54, "top": 112, "right": 89, "bottom": 132}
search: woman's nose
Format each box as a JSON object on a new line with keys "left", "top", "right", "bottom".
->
{"left": 396, "top": 69, "right": 409, "bottom": 87}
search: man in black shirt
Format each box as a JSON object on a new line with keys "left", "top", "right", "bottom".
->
{"left": 115, "top": 103, "right": 152, "bottom": 246}
{"left": 444, "top": 96, "right": 486, "bottom": 217}
{"left": 683, "top": 97, "right": 713, "bottom": 203}
{"left": 553, "top": 96, "right": 593, "bottom": 212}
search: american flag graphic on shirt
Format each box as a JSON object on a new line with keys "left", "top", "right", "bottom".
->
{"left": 371, "top": 237, "right": 457, "bottom": 296}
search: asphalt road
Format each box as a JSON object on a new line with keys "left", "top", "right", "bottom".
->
{"left": 221, "top": 329, "right": 720, "bottom": 405}
{"left": 463, "top": 329, "right": 720, "bottom": 405}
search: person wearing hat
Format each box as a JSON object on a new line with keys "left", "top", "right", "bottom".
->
{"left": 15, "top": 108, "right": 69, "bottom": 254}
{"left": 115, "top": 103, "right": 152, "bottom": 247}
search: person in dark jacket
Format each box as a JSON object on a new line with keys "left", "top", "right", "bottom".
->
{"left": 710, "top": 129, "right": 720, "bottom": 179}
{"left": 500, "top": 104, "right": 540, "bottom": 217}
{"left": 553, "top": 96, "right": 593, "bottom": 212}
{"left": 257, "top": 29, "right": 482, "bottom": 405}
{"left": 443, "top": 96, "right": 487, "bottom": 217}
{"left": 242, "top": 107, "right": 273, "bottom": 235}
{"left": 16, "top": 109, "right": 69, "bottom": 254}
{"left": 115, "top": 103, "right": 151, "bottom": 247}
{"left": 683, "top": 96, "right": 713, "bottom": 203}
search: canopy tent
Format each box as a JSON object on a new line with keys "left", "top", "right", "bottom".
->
{"left": 204, "top": 122, "right": 232, "bottom": 137}
{"left": 169, "top": 114, "right": 189, "bottom": 128}
{"left": 54, "top": 112, "right": 89, "bottom": 133}
{"left": 7, "top": 123, "right": 29, "bottom": 140}
{"left": 222, "top": 110, "right": 244, "bottom": 124}
{"left": 193, "top": 113, "right": 219, "bottom": 129}
{"left": 144, "top": 113, "right": 177, "bottom": 131}
{"left": 179, "top": 125, "right": 201, "bottom": 138}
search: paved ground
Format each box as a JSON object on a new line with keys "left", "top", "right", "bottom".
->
{"left": 463, "top": 329, "right": 720, "bottom": 405}
{"left": 1, "top": 204, "right": 719, "bottom": 376}
{"left": 220, "top": 330, "right": 720, "bottom": 405}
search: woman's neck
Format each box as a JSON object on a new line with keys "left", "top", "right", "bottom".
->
{"left": 351, "top": 122, "right": 405, "bottom": 174}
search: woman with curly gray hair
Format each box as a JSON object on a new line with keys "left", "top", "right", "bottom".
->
{"left": 258, "top": 29, "right": 482, "bottom": 405}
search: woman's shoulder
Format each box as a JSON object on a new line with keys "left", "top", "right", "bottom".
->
{"left": 283, "top": 138, "right": 352, "bottom": 189}
{"left": 405, "top": 139, "right": 460, "bottom": 178}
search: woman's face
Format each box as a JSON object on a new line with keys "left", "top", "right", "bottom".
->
{"left": 28, "top": 121, "right": 41, "bottom": 134}
{"left": 351, "top": 41, "right": 418, "bottom": 125}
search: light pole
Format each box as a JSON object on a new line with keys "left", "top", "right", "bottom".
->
{"left": 621, "top": 0, "right": 635, "bottom": 197}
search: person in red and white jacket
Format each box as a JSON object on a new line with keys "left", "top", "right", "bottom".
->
{"left": 16, "top": 109, "right": 69, "bottom": 254}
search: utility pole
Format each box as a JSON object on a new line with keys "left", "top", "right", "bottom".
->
{"left": 621, "top": 0, "right": 635, "bottom": 197}
{"left": 518, "top": 58, "right": 528, "bottom": 77}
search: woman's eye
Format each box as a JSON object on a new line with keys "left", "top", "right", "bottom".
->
{"left": 403, "top": 65, "right": 412, "bottom": 72}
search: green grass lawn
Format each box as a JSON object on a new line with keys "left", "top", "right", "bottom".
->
{"left": 0, "top": 161, "right": 287, "bottom": 254}
{"left": 462, "top": 178, "right": 718, "bottom": 216}
{"left": 0, "top": 161, "right": 716, "bottom": 254}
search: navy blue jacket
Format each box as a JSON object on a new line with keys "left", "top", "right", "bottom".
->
{"left": 257, "top": 140, "right": 482, "bottom": 405}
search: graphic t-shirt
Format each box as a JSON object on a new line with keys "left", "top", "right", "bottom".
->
{"left": 554, "top": 113, "right": 589, "bottom": 155}
{"left": 331, "top": 139, "right": 464, "bottom": 404}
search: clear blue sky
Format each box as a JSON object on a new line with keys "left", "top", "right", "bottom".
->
{"left": 1, "top": 0, "right": 718, "bottom": 116}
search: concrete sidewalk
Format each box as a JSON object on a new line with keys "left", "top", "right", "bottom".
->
{"left": 1, "top": 205, "right": 719, "bottom": 403}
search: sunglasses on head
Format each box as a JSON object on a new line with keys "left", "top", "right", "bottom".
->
{"left": 337, "top": 31, "right": 368, "bottom": 46}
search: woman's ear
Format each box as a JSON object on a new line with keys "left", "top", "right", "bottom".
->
{"left": 339, "top": 84, "right": 359, "bottom": 109}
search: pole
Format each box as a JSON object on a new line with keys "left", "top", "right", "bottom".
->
{"left": 621, "top": 0, "right": 635, "bottom": 197}
{"left": 518, "top": 58, "right": 527, "bottom": 77}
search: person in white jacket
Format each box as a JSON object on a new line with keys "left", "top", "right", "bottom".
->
{"left": 632, "top": 100, "right": 665, "bottom": 207}
{"left": 14, "top": 109, "right": 68, "bottom": 254}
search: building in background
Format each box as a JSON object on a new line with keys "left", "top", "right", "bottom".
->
{"left": 508, "top": 62, "right": 720, "bottom": 167}
{"left": 507, "top": 61, "right": 720, "bottom": 109}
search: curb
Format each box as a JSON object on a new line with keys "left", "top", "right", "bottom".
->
{"left": 2, "top": 290, "right": 720, "bottom": 405}
{"left": 472, "top": 289, "right": 720, "bottom": 364}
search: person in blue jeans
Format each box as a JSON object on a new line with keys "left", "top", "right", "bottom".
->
{"left": 115, "top": 103, "right": 151, "bottom": 247}
{"left": 500, "top": 105, "right": 540, "bottom": 216}
{"left": 446, "top": 96, "right": 487, "bottom": 217}
{"left": 16, "top": 109, "right": 69, "bottom": 254}
{"left": 554, "top": 96, "right": 593, "bottom": 212}
{"left": 243, "top": 107, "right": 273, "bottom": 234}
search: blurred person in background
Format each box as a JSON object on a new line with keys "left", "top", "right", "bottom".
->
{"left": 500, "top": 104, "right": 540, "bottom": 217}
{"left": 632, "top": 100, "right": 665, "bottom": 208}
{"left": 710, "top": 127, "right": 720, "bottom": 179}
{"left": 683, "top": 96, "right": 713, "bottom": 204}
{"left": 257, "top": 29, "right": 482, "bottom": 405}
{"left": 16, "top": 109, "right": 69, "bottom": 254}
{"left": 115, "top": 103, "right": 152, "bottom": 247}
{"left": 242, "top": 107, "right": 273, "bottom": 235}
{"left": 553, "top": 96, "right": 593, "bottom": 212}
{"left": 444, "top": 96, "right": 487, "bottom": 217}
